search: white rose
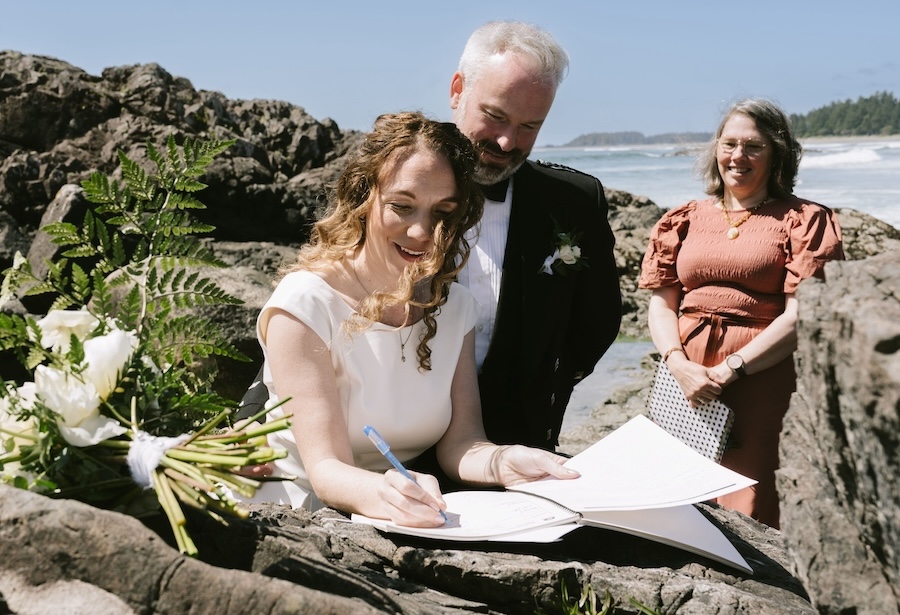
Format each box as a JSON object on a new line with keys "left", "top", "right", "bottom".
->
{"left": 83, "top": 328, "right": 139, "bottom": 399}
{"left": 0, "top": 383, "right": 40, "bottom": 482}
{"left": 35, "top": 365, "right": 102, "bottom": 427}
{"left": 558, "top": 244, "right": 581, "bottom": 265}
{"left": 0, "top": 382, "right": 39, "bottom": 450}
{"left": 36, "top": 309, "right": 100, "bottom": 352}
{"left": 34, "top": 365, "right": 127, "bottom": 447}
{"left": 1, "top": 381, "right": 37, "bottom": 414}
{"left": 58, "top": 414, "right": 128, "bottom": 448}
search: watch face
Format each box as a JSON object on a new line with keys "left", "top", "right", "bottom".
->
{"left": 727, "top": 355, "right": 743, "bottom": 370}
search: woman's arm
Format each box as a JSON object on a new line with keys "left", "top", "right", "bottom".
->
{"left": 265, "top": 309, "right": 447, "bottom": 526}
{"left": 436, "top": 331, "right": 579, "bottom": 486}
{"left": 647, "top": 286, "right": 722, "bottom": 406}
{"left": 707, "top": 294, "right": 799, "bottom": 386}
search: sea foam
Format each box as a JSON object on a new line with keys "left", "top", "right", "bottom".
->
{"left": 802, "top": 148, "right": 882, "bottom": 168}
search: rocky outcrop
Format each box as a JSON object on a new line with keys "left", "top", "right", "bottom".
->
{"left": 0, "top": 485, "right": 814, "bottom": 614}
{"left": 777, "top": 252, "right": 900, "bottom": 614}
{"left": 0, "top": 50, "right": 360, "bottom": 248}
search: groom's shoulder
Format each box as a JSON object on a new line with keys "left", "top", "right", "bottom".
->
{"left": 521, "top": 159, "right": 602, "bottom": 195}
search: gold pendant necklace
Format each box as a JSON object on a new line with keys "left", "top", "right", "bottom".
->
{"left": 718, "top": 197, "right": 769, "bottom": 239}
{"left": 350, "top": 261, "right": 414, "bottom": 361}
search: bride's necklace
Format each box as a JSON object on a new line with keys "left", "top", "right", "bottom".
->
{"left": 398, "top": 326, "right": 413, "bottom": 363}
{"left": 717, "top": 196, "right": 770, "bottom": 239}
{"left": 349, "top": 261, "right": 414, "bottom": 361}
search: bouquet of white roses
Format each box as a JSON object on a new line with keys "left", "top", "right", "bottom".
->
{"left": 0, "top": 137, "right": 289, "bottom": 555}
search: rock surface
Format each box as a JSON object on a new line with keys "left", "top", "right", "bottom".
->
{"left": 778, "top": 252, "right": 900, "bottom": 614}
{"left": 0, "top": 50, "right": 359, "bottom": 247}
{"left": 0, "top": 485, "right": 814, "bottom": 614}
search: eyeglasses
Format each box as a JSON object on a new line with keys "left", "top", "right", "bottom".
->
{"left": 718, "top": 138, "right": 768, "bottom": 156}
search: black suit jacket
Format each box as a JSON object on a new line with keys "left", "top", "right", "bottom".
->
{"left": 476, "top": 160, "right": 621, "bottom": 450}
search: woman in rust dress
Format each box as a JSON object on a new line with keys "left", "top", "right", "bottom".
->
{"left": 639, "top": 98, "right": 844, "bottom": 528}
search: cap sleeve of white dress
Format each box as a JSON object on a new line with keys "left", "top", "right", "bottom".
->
{"left": 448, "top": 282, "right": 479, "bottom": 335}
{"left": 257, "top": 271, "right": 347, "bottom": 349}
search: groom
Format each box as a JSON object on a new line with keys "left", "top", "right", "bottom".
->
{"left": 238, "top": 21, "right": 621, "bottom": 454}
{"left": 450, "top": 21, "right": 621, "bottom": 450}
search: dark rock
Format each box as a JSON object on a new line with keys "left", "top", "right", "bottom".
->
{"left": 778, "top": 251, "right": 900, "bottom": 614}
{"left": 604, "top": 188, "right": 665, "bottom": 340}
{"left": 833, "top": 206, "right": 900, "bottom": 260}
{"left": 0, "top": 50, "right": 361, "bottom": 256}
{"left": 0, "top": 485, "right": 814, "bottom": 614}
{"left": 0, "top": 209, "right": 29, "bottom": 266}
{"left": 195, "top": 241, "right": 297, "bottom": 400}
{"left": 0, "top": 486, "right": 382, "bottom": 614}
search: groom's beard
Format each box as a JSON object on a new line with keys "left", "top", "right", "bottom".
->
{"left": 472, "top": 140, "right": 529, "bottom": 185}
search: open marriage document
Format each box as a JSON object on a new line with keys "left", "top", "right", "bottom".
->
{"left": 352, "top": 415, "right": 757, "bottom": 573}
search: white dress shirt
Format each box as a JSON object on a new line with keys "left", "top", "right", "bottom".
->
{"left": 457, "top": 178, "right": 513, "bottom": 370}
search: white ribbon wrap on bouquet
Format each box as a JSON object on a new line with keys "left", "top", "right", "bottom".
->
{"left": 127, "top": 430, "right": 190, "bottom": 488}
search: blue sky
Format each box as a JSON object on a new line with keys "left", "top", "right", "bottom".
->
{"left": 4, "top": 0, "right": 898, "bottom": 146}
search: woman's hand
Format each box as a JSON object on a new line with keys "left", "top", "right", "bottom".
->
{"left": 647, "top": 287, "right": 724, "bottom": 407}
{"left": 376, "top": 469, "right": 448, "bottom": 527}
{"left": 236, "top": 462, "right": 275, "bottom": 478}
{"left": 667, "top": 353, "right": 723, "bottom": 407}
{"left": 489, "top": 445, "right": 580, "bottom": 487}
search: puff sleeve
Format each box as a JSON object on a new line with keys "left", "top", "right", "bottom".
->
{"left": 784, "top": 203, "right": 845, "bottom": 293}
{"left": 638, "top": 202, "right": 696, "bottom": 289}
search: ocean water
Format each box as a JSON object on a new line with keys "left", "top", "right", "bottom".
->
{"left": 534, "top": 136, "right": 900, "bottom": 229}
{"left": 552, "top": 136, "right": 900, "bottom": 431}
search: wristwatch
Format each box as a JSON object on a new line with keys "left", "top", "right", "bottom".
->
{"left": 726, "top": 354, "right": 747, "bottom": 378}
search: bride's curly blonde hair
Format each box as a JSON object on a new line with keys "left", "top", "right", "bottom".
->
{"left": 280, "top": 111, "right": 484, "bottom": 370}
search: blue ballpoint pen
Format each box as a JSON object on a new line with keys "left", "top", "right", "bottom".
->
{"left": 363, "top": 425, "right": 448, "bottom": 522}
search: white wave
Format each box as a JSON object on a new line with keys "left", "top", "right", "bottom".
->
{"left": 801, "top": 148, "right": 882, "bottom": 168}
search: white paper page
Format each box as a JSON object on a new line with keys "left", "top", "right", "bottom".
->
{"left": 580, "top": 505, "right": 752, "bottom": 574}
{"left": 351, "top": 490, "right": 578, "bottom": 541}
{"left": 512, "top": 415, "right": 757, "bottom": 511}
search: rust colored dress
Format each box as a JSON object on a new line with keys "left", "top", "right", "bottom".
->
{"left": 639, "top": 196, "right": 844, "bottom": 528}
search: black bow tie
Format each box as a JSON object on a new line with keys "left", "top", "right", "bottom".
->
{"left": 481, "top": 179, "right": 509, "bottom": 202}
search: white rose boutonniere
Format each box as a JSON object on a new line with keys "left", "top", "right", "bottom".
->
{"left": 539, "top": 222, "right": 588, "bottom": 276}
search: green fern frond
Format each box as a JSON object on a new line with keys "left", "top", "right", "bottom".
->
{"left": 173, "top": 177, "right": 208, "bottom": 194}
{"left": 115, "top": 285, "right": 144, "bottom": 331}
{"left": 81, "top": 172, "right": 117, "bottom": 205}
{"left": 90, "top": 270, "right": 115, "bottom": 317}
{"left": 41, "top": 221, "right": 82, "bottom": 247}
{"left": 25, "top": 346, "right": 46, "bottom": 371}
{"left": 151, "top": 241, "right": 224, "bottom": 269}
{"left": 3, "top": 135, "right": 240, "bottom": 398}
{"left": 70, "top": 264, "right": 91, "bottom": 304}
{"left": 143, "top": 266, "right": 241, "bottom": 315}
{"left": 19, "top": 281, "right": 54, "bottom": 297}
{"left": 167, "top": 191, "right": 208, "bottom": 210}
{"left": 118, "top": 150, "right": 156, "bottom": 201}
{"left": 59, "top": 245, "right": 98, "bottom": 259}
{"left": 151, "top": 314, "right": 249, "bottom": 366}
{"left": 184, "top": 137, "right": 234, "bottom": 175}
{"left": 1, "top": 252, "right": 32, "bottom": 306}
{"left": 0, "top": 314, "right": 29, "bottom": 352}
{"left": 47, "top": 295, "right": 76, "bottom": 313}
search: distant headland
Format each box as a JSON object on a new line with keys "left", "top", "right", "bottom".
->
{"left": 553, "top": 131, "right": 711, "bottom": 148}
{"left": 555, "top": 91, "right": 899, "bottom": 148}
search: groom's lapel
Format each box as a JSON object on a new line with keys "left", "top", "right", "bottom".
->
{"left": 509, "top": 165, "right": 560, "bottom": 369}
